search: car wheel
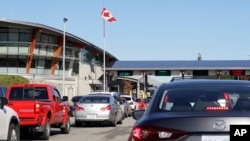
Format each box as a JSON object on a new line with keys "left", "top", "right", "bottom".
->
{"left": 125, "top": 110, "right": 128, "bottom": 118}
{"left": 117, "top": 115, "right": 123, "bottom": 124}
{"left": 111, "top": 116, "right": 117, "bottom": 127}
{"left": 39, "top": 118, "right": 50, "bottom": 140}
{"left": 122, "top": 113, "right": 125, "bottom": 120}
{"left": 61, "top": 116, "right": 70, "bottom": 134}
{"left": 7, "top": 123, "right": 19, "bottom": 141}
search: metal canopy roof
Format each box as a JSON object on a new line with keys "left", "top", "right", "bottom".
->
{"left": 106, "top": 60, "right": 250, "bottom": 70}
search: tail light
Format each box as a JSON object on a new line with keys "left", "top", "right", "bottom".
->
{"left": 129, "top": 126, "right": 187, "bottom": 141}
{"left": 129, "top": 102, "right": 133, "bottom": 105}
{"left": 101, "top": 105, "right": 111, "bottom": 111}
{"left": 75, "top": 105, "right": 84, "bottom": 110}
{"left": 206, "top": 106, "right": 229, "bottom": 111}
{"left": 62, "top": 106, "right": 66, "bottom": 115}
{"left": 34, "top": 103, "right": 40, "bottom": 114}
{"left": 139, "top": 103, "right": 144, "bottom": 110}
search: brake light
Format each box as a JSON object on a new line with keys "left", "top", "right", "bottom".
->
{"left": 129, "top": 126, "right": 187, "bottom": 141}
{"left": 129, "top": 102, "right": 133, "bottom": 105}
{"left": 34, "top": 103, "right": 40, "bottom": 114}
{"left": 139, "top": 103, "right": 144, "bottom": 110}
{"left": 75, "top": 105, "right": 84, "bottom": 110}
{"left": 206, "top": 106, "right": 229, "bottom": 111}
{"left": 100, "top": 105, "right": 111, "bottom": 111}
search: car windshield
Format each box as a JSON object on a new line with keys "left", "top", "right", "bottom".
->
{"left": 159, "top": 86, "right": 250, "bottom": 112}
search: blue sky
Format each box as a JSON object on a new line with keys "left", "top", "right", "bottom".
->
{"left": 1, "top": 0, "right": 250, "bottom": 61}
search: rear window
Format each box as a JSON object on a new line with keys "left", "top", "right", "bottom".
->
{"left": 159, "top": 86, "right": 250, "bottom": 112}
{"left": 9, "top": 87, "right": 48, "bottom": 100}
{"left": 80, "top": 96, "right": 110, "bottom": 104}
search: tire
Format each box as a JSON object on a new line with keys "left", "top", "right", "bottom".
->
{"left": 39, "top": 118, "right": 50, "bottom": 140}
{"left": 7, "top": 123, "right": 19, "bottom": 141}
{"left": 117, "top": 114, "right": 123, "bottom": 124}
{"left": 61, "top": 117, "right": 70, "bottom": 134}
{"left": 111, "top": 116, "right": 117, "bottom": 127}
{"left": 125, "top": 110, "right": 128, "bottom": 118}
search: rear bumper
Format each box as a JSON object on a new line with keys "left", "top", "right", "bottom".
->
{"left": 20, "top": 118, "right": 40, "bottom": 126}
{"left": 19, "top": 119, "right": 45, "bottom": 132}
{"left": 75, "top": 112, "right": 112, "bottom": 122}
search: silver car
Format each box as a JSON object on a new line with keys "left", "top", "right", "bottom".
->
{"left": 74, "top": 94, "right": 123, "bottom": 127}
{"left": 119, "top": 97, "right": 132, "bottom": 118}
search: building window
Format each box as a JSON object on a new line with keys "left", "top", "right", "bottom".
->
{"left": 0, "top": 28, "right": 8, "bottom": 41}
{"left": 19, "top": 29, "right": 31, "bottom": 42}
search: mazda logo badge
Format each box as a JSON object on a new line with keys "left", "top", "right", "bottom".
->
{"left": 213, "top": 120, "right": 226, "bottom": 131}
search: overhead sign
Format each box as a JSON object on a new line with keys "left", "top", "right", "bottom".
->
{"left": 155, "top": 70, "right": 171, "bottom": 76}
{"left": 230, "top": 70, "right": 245, "bottom": 76}
{"left": 117, "top": 70, "right": 133, "bottom": 76}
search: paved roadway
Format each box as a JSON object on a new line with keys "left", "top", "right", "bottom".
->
{"left": 20, "top": 117, "right": 135, "bottom": 141}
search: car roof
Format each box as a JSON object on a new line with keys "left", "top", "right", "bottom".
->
{"left": 161, "top": 79, "right": 250, "bottom": 88}
{"left": 120, "top": 95, "right": 132, "bottom": 97}
{"left": 84, "top": 94, "right": 111, "bottom": 98}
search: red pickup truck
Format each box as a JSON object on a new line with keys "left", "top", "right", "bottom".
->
{"left": 5, "top": 83, "right": 70, "bottom": 140}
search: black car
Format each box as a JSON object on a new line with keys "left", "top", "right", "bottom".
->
{"left": 70, "top": 95, "right": 83, "bottom": 117}
{"left": 71, "top": 95, "right": 83, "bottom": 106}
{"left": 128, "top": 79, "right": 250, "bottom": 141}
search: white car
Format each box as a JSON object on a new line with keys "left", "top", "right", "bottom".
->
{"left": 0, "top": 97, "right": 20, "bottom": 141}
{"left": 120, "top": 95, "right": 137, "bottom": 110}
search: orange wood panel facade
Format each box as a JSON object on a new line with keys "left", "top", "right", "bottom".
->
{"left": 51, "top": 37, "right": 63, "bottom": 75}
{"left": 26, "top": 29, "right": 39, "bottom": 74}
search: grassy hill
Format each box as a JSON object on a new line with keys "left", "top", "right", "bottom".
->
{"left": 0, "top": 75, "right": 29, "bottom": 87}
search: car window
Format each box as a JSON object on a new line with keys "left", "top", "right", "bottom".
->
{"left": 158, "top": 86, "right": 250, "bottom": 112}
{"left": 80, "top": 96, "right": 110, "bottom": 103}
{"left": 9, "top": 87, "right": 48, "bottom": 100}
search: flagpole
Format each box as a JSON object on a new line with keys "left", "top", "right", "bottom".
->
{"left": 101, "top": 6, "right": 116, "bottom": 92}
{"left": 102, "top": 4, "right": 106, "bottom": 92}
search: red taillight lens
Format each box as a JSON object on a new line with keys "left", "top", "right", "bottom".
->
{"left": 100, "top": 105, "right": 111, "bottom": 111}
{"left": 206, "top": 106, "right": 229, "bottom": 111}
{"left": 130, "top": 126, "right": 187, "bottom": 141}
{"left": 34, "top": 103, "right": 40, "bottom": 114}
{"left": 139, "top": 103, "right": 144, "bottom": 110}
{"left": 129, "top": 102, "right": 133, "bottom": 105}
{"left": 75, "top": 105, "right": 84, "bottom": 110}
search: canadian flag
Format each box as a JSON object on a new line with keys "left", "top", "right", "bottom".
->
{"left": 101, "top": 8, "right": 116, "bottom": 22}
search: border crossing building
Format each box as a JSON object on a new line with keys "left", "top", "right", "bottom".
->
{"left": 1, "top": 19, "right": 250, "bottom": 99}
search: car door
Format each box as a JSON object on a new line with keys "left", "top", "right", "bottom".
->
{"left": 52, "top": 88, "right": 63, "bottom": 123}
{"left": 114, "top": 99, "right": 122, "bottom": 121}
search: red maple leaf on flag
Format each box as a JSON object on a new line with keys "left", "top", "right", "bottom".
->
{"left": 101, "top": 8, "right": 116, "bottom": 22}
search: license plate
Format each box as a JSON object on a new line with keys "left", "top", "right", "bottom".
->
{"left": 202, "top": 135, "right": 229, "bottom": 141}
{"left": 87, "top": 114, "right": 96, "bottom": 119}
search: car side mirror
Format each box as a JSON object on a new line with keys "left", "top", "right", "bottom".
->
{"left": 62, "top": 96, "right": 68, "bottom": 101}
{"left": 0, "top": 97, "right": 8, "bottom": 109}
{"left": 132, "top": 110, "right": 145, "bottom": 120}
